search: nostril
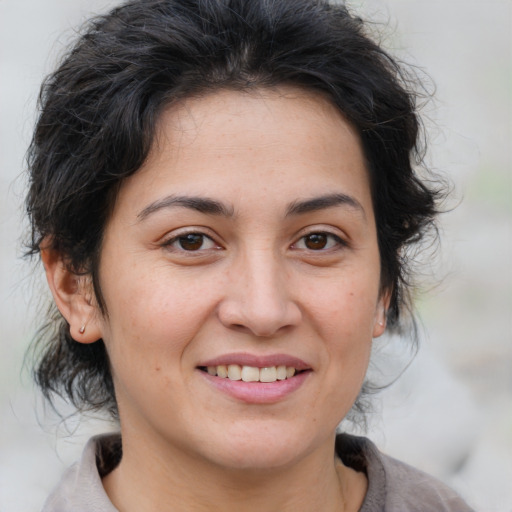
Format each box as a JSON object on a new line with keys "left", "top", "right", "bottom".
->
{"left": 217, "top": 291, "right": 302, "bottom": 337}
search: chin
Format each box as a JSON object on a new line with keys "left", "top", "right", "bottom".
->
{"left": 212, "top": 445, "right": 301, "bottom": 471}
{"left": 197, "top": 420, "right": 326, "bottom": 471}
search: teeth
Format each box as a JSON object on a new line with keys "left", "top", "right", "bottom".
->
{"left": 227, "top": 364, "right": 242, "bottom": 381}
{"left": 276, "top": 365, "right": 287, "bottom": 380}
{"left": 217, "top": 365, "right": 228, "bottom": 378}
{"left": 260, "top": 367, "right": 277, "bottom": 383}
{"left": 205, "top": 364, "right": 300, "bottom": 382}
{"left": 241, "top": 366, "right": 260, "bottom": 382}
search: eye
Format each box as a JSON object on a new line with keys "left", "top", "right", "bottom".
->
{"left": 164, "top": 232, "right": 219, "bottom": 252}
{"left": 293, "top": 232, "right": 344, "bottom": 251}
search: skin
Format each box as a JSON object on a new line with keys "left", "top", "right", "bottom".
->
{"left": 43, "top": 87, "right": 389, "bottom": 512}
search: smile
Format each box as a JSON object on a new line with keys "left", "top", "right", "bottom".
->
{"left": 198, "top": 363, "right": 311, "bottom": 404}
{"left": 197, "top": 354, "right": 312, "bottom": 402}
{"left": 199, "top": 365, "right": 299, "bottom": 383}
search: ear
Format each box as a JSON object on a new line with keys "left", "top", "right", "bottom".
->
{"left": 372, "top": 289, "right": 391, "bottom": 339}
{"left": 41, "top": 245, "right": 102, "bottom": 344}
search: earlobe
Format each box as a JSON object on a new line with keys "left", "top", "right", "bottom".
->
{"left": 372, "top": 291, "right": 391, "bottom": 339}
{"left": 372, "top": 315, "right": 386, "bottom": 338}
{"left": 41, "top": 246, "right": 102, "bottom": 344}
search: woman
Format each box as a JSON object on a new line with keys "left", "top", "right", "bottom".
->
{"left": 26, "top": 0, "right": 474, "bottom": 510}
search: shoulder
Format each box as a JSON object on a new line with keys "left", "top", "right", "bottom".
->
{"left": 335, "top": 434, "right": 475, "bottom": 512}
{"left": 377, "top": 451, "right": 474, "bottom": 512}
{"left": 41, "top": 434, "right": 120, "bottom": 512}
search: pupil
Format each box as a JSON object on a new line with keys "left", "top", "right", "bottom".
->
{"left": 179, "top": 234, "right": 203, "bottom": 251}
{"left": 306, "top": 233, "right": 327, "bottom": 250}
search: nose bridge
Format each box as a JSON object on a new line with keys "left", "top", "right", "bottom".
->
{"left": 244, "top": 246, "right": 284, "bottom": 309}
{"left": 220, "top": 242, "right": 301, "bottom": 336}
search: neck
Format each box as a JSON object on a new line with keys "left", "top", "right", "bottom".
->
{"left": 102, "top": 430, "right": 366, "bottom": 512}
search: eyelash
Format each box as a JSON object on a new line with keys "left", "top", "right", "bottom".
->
{"left": 291, "top": 231, "right": 347, "bottom": 252}
{"left": 161, "top": 231, "right": 221, "bottom": 253}
{"left": 161, "top": 230, "right": 347, "bottom": 254}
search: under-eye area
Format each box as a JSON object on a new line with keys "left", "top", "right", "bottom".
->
{"left": 197, "top": 365, "right": 311, "bottom": 383}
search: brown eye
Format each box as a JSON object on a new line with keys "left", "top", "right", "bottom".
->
{"left": 162, "top": 231, "right": 220, "bottom": 255}
{"left": 178, "top": 233, "right": 206, "bottom": 251}
{"left": 304, "top": 233, "right": 328, "bottom": 250}
{"left": 293, "top": 232, "right": 344, "bottom": 251}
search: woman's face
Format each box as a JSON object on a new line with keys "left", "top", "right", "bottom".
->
{"left": 94, "top": 87, "right": 388, "bottom": 470}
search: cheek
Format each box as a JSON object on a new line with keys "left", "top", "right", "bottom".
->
{"left": 305, "top": 273, "right": 378, "bottom": 396}
{"left": 304, "top": 286, "right": 375, "bottom": 426}
{"left": 98, "top": 260, "right": 224, "bottom": 366}
{"left": 308, "top": 274, "right": 380, "bottom": 339}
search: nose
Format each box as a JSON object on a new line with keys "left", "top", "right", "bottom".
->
{"left": 217, "top": 249, "right": 302, "bottom": 337}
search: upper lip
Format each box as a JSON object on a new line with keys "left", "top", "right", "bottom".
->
{"left": 199, "top": 352, "right": 311, "bottom": 371}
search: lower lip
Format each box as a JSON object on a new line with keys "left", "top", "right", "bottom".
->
{"left": 199, "top": 370, "right": 310, "bottom": 404}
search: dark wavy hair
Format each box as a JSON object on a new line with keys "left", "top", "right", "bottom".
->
{"left": 26, "top": 0, "right": 442, "bottom": 419}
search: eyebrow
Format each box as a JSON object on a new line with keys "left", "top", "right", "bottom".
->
{"left": 137, "top": 192, "right": 365, "bottom": 222}
{"left": 137, "top": 195, "right": 235, "bottom": 221}
{"left": 285, "top": 193, "right": 366, "bottom": 219}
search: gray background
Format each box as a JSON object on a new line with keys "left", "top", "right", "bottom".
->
{"left": 1, "top": 0, "right": 511, "bottom": 510}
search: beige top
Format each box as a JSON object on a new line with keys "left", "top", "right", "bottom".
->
{"left": 41, "top": 433, "right": 474, "bottom": 512}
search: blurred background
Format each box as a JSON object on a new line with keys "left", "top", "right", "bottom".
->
{"left": 0, "top": 0, "right": 510, "bottom": 510}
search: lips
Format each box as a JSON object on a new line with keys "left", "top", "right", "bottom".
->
{"left": 199, "top": 353, "right": 310, "bottom": 371}
{"left": 197, "top": 353, "right": 311, "bottom": 403}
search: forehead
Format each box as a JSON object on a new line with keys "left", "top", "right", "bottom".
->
{"left": 152, "top": 86, "right": 362, "bottom": 165}
{"left": 111, "top": 86, "right": 373, "bottom": 220}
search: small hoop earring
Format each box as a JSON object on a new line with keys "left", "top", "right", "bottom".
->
{"left": 79, "top": 325, "right": 86, "bottom": 334}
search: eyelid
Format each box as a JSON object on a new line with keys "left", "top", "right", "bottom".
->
{"left": 291, "top": 226, "right": 349, "bottom": 250}
{"left": 292, "top": 234, "right": 345, "bottom": 251}
{"left": 160, "top": 227, "right": 224, "bottom": 251}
